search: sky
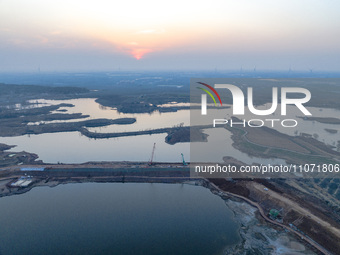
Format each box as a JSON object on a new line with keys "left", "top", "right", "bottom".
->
{"left": 1, "top": 0, "right": 340, "bottom": 72}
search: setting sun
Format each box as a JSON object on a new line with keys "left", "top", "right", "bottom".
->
{"left": 130, "top": 48, "right": 152, "bottom": 60}
{"left": 1, "top": 0, "right": 340, "bottom": 71}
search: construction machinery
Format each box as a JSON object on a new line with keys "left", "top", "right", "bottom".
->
{"left": 148, "top": 143, "right": 156, "bottom": 165}
{"left": 181, "top": 153, "right": 188, "bottom": 166}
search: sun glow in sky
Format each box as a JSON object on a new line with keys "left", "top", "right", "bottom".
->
{"left": 1, "top": 0, "right": 340, "bottom": 71}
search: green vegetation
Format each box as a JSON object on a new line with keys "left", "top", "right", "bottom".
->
{"left": 269, "top": 209, "right": 280, "bottom": 219}
{"left": 0, "top": 83, "right": 90, "bottom": 108}
{"left": 0, "top": 143, "right": 40, "bottom": 167}
{"left": 0, "top": 83, "right": 88, "bottom": 95}
{"left": 299, "top": 116, "right": 340, "bottom": 125}
{"left": 95, "top": 93, "right": 189, "bottom": 113}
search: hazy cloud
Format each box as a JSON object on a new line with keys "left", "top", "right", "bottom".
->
{"left": 1, "top": 0, "right": 340, "bottom": 71}
{"left": 136, "top": 29, "right": 165, "bottom": 35}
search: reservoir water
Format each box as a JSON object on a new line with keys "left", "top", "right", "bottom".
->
{"left": 0, "top": 98, "right": 338, "bottom": 164}
{"left": 0, "top": 132, "right": 189, "bottom": 163}
{"left": 0, "top": 183, "right": 239, "bottom": 255}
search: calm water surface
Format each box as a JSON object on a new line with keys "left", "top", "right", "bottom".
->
{"left": 1, "top": 98, "right": 338, "bottom": 164}
{"left": 0, "top": 183, "right": 239, "bottom": 255}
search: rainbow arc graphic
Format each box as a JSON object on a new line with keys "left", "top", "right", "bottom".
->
{"left": 196, "top": 82, "right": 223, "bottom": 106}
{"left": 197, "top": 82, "right": 223, "bottom": 115}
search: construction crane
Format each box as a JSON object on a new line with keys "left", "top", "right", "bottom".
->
{"left": 148, "top": 143, "right": 156, "bottom": 166}
{"left": 181, "top": 153, "right": 188, "bottom": 166}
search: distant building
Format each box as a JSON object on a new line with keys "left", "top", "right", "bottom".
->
{"left": 11, "top": 176, "right": 33, "bottom": 187}
{"left": 20, "top": 167, "right": 45, "bottom": 171}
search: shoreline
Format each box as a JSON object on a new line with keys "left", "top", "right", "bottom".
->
{"left": 0, "top": 168, "right": 330, "bottom": 254}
